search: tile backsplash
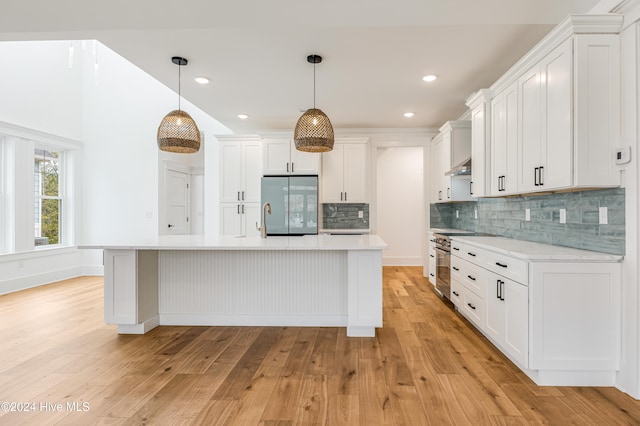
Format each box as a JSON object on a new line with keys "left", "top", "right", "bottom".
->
{"left": 322, "top": 203, "right": 370, "bottom": 229}
{"left": 430, "top": 188, "right": 625, "bottom": 255}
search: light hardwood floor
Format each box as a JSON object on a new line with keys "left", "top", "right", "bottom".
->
{"left": 1, "top": 267, "right": 640, "bottom": 425}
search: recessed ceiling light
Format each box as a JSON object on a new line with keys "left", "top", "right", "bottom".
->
{"left": 403, "top": 112, "right": 415, "bottom": 118}
{"left": 237, "top": 114, "right": 249, "bottom": 120}
{"left": 194, "top": 77, "right": 210, "bottom": 84}
{"left": 422, "top": 75, "right": 437, "bottom": 82}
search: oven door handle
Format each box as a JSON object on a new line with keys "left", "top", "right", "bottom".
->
{"left": 434, "top": 247, "right": 450, "bottom": 255}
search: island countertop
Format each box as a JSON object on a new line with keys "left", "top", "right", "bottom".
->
{"left": 79, "top": 234, "right": 388, "bottom": 251}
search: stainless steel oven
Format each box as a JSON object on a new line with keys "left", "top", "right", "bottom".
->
{"left": 433, "top": 231, "right": 482, "bottom": 300}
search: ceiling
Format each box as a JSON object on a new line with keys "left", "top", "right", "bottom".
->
{"left": 0, "top": 0, "right": 601, "bottom": 133}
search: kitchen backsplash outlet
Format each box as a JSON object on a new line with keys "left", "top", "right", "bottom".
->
{"left": 323, "top": 203, "right": 369, "bottom": 229}
{"left": 430, "top": 188, "right": 625, "bottom": 255}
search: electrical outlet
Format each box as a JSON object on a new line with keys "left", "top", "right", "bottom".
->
{"left": 559, "top": 208, "right": 566, "bottom": 224}
{"left": 456, "top": 210, "right": 459, "bottom": 218}
{"left": 474, "top": 208, "right": 478, "bottom": 219}
{"left": 599, "top": 207, "right": 608, "bottom": 224}
{"left": 358, "top": 210, "right": 363, "bottom": 219}
{"left": 145, "top": 211, "right": 153, "bottom": 219}
{"left": 525, "top": 208, "right": 530, "bottom": 221}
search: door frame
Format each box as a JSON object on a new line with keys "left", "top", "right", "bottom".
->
{"left": 160, "top": 160, "right": 192, "bottom": 236}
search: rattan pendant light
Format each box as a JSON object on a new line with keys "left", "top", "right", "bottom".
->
{"left": 294, "top": 55, "right": 334, "bottom": 153}
{"left": 157, "top": 57, "right": 201, "bottom": 153}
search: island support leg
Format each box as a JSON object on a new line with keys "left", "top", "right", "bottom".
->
{"left": 347, "top": 250, "right": 383, "bottom": 337}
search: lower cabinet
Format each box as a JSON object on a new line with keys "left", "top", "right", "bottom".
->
{"left": 450, "top": 237, "right": 621, "bottom": 386}
{"left": 220, "top": 202, "right": 261, "bottom": 237}
{"left": 484, "top": 270, "right": 528, "bottom": 367}
{"left": 428, "top": 232, "right": 436, "bottom": 286}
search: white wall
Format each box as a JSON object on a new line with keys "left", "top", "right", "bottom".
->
{"left": 79, "top": 42, "right": 231, "bottom": 270}
{"left": 0, "top": 39, "right": 231, "bottom": 290}
{"left": 376, "top": 146, "right": 424, "bottom": 265}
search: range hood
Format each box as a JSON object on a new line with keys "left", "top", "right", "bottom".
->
{"left": 445, "top": 157, "right": 472, "bottom": 176}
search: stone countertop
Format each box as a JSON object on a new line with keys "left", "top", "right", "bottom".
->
{"left": 450, "top": 236, "right": 623, "bottom": 262}
{"left": 79, "top": 234, "right": 387, "bottom": 251}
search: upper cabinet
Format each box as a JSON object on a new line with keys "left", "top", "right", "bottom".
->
{"left": 466, "top": 89, "right": 491, "bottom": 198}
{"left": 478, "top": 15, "right": 622, "bottom": 197}
{"left": 219, "top": 136, "right": 262, "bottom": 203}
{"left": 490, "top": 81, "right": 519, "bottom": 196}
{"left": 322, "top": 139, "right": 368, "bottom": 203}
{"left": 431, "top": 120, "right": 473, "bottom": 203}
{"left": 263, "top": 139, "right": 320, "bottom": 175}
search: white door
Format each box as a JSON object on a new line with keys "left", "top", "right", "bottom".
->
{"left": 220, "top": 141, "right": 242, "bottom": 203}
{"left": 166, "top": 169, "right": 189, "bottom": 235}
{"left": 321, "top": 144, "right": 345, "bottom": 203}
{"left": 243, "top": 203, "right": 261, "bottom": 237}
{"left": 290, "top": 143, "right": 320, "bottom": 174}
{"left": 263, "top": 139, "right": 290, "bottom": 175}
{"left": 242, "top": 141, "right": 263, "bottom": 203}
{"left": 343, "top": 144, "right": 366, "bottom": 202}
{"left": 220, "top": 203, "right": 242, "bottom": 236}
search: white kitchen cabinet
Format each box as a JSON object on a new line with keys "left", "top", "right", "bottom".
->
{"left": 263, "top": 139, "right": 320, "bottom": 175}
{"left": 529, "top": 262, "right": 620, "bottom": 372}
{"left": 431, "top": 121, "right": 473, "bottom": 203}
{"left": 518, "top": 38, "right": 572, "bottom": 193}
{"left": 220, "top": 202, "right": 261, "bottom": 237}
{"left": 484, "top": 270, "right": 528, "bottom": 368}
{"left": 428, "top": 232, "right": 436, "bottom": 286}
{"left": 321, "top": 140, "right": 367, "bottom": 203}
{"left": 490, "top": 80, "right": 518, "bottom": 195}
{"left": 450, "top": 235, "right": 622, "bottom": 386}
{"left": 466, "top": 89, "right": 491, "bottom": 197}
{"left": 219, "top": 136, "right": 262, "bottom": 203}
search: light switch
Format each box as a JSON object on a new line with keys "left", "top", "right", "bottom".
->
{"left": 559, "top": 208, "right": 566, "bottom": 224}
{"left": 525, "top": 208, "right": 530, "bottom": 221}
{"left": 599, "top": 207, "right": 608, "bottom": 224}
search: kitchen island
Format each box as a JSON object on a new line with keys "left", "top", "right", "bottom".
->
{"left": 80, "top": 234, "right": 387, "bottom": 337}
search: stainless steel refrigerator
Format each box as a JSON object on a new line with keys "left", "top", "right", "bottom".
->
{"left": 261, "top": 175, "right": 318, "bottom": 235}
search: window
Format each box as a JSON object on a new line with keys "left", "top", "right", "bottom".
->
{"left": 34, "top": 148, "right": 62, "bottom": 247}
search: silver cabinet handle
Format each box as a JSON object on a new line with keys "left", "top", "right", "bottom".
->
{"left": 242, "top": 204, "right": 245, "bottom": 214}
{"left": 237, "top": 191, "right": 241, "bottom": 201}
{"left": 291, "top": 162, "right": 295, "bottom": 173}
{"left": 286, "top": 162, "right": 290, "bottom": 173}
{"left": 237, "top": 204, "right": 240, "bottom": 214}
{"left": 340, "top": 192, "right": 343, "bottom": 201}
{"left": 345, "top": 192, "right": 347, "bottom": 201}
{"left": 242, "top": 191, "right": 245, "bottom": 201}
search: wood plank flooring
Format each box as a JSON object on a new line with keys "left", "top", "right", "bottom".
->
{"left": 1, "top": 267, "right": 640, "bottom": 425}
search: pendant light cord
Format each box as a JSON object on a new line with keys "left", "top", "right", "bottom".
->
{"left": 313, "top": 61, "right": 316, "bottom": 109}
{"left": 178, "top": 62, "right": 182, "bottom": 111}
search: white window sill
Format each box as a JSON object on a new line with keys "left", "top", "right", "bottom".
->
{"left": 0, "top": 245, "right": 78, "bottom": 263}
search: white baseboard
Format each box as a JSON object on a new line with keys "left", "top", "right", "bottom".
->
{"left": 159, "top": 313, "right": 347, "bottom": 328}
{"left": 81, "top": 265, "right": 104, "bottom": 276}
{"left": 0, "top": 266, "right": 83, "bottom": 295}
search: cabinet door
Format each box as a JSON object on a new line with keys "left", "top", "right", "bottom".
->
{"left": 243, "top": 203, "right": 261, "bottom": 237}
{"left": 290, "top": 144, "right": 320, "bottom": 174}
{"left": 484, "top": 272, "right": 505, "bottom": 344}
{"left": 541, "top": 38, "right": 572, "bottom": 190}
{"left": 220, "top": 142, "right": 242, "bottom": 203}
{"left": 470, "top": 103, "right": 486, "bottom": 197}
{"left": 430, "top": 135, "right": 445, "bottom": 202}
{"left": 503, "top": 84, "right": 519, "bottom": 194}
{"left": 242, "top": 141, "right": 263, "bottom": 203}
{"left": 441, "top": 131, "right": 453, "bottom": 201}
{"left": 343, "top": 144, "right": 366, "bottom": 202}
{"left": 321, "top": 144, "right": 345, "bottom": 203}
{"left": 263, "top": 139, "right": 290, "bottom": 175}
{"left": 220, "top": 203, "right": 242, "bottom": 236}
{"left": 503, "top": 279, "right": 528, "bottom": 367}
{"left": 518, "top": 65, "right": 544, "bottom": 193}
{"left": 104, "top": 250, "right": 137, "bottom": 324}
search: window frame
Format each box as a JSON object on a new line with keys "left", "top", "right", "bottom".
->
{"left": 33, "top": 147, "right": 64, "bottom": 249}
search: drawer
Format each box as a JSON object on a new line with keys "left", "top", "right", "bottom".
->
{"left": 451, "top": 255, "right": 486, "bottom": 299}
{"left": 450, "top": 279, "right": 464, "bottom": 308}
{"left": 428, "top": 248, "right": 436, "bottom": 263}
{"left": 452, "top": 241, "right": 485, "bottom": 264}
{"left": 461, "top": 287, "right": 484, "bottom": 329}
{"left": 484, "top": 251, "right": 528, "bottom": 285}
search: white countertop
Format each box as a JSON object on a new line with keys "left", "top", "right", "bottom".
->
{"left": 450, "top": 236, "right": 623, "bottom": 262}
{"left": 319, "top": 228, "right": 370, "bottom": 235}
{"left": 429, "top": 228, "right": 474, "bottom": 234}
{"left": 79, "top": 234, "right": 388, "bottom": 251}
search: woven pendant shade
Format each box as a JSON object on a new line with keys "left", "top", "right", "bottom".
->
{"left": 156, "top": 56, "right": 201, "bottom": 153}
{"left": 294, "top": 108, "right": 334, "bottom": 152}
{"left": 157, "top": 109, "right": 201, "bottom": 153}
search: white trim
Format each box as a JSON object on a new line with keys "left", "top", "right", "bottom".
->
{"left": 0, "top": 264, "right": 83, "bottom": 295}
{"left": 158, "top": 313, "right": 347, "bottom": 328}
{"left": 214, "top": 134, "right": 262, "bottom": 142}
{"left": 0, "top": 121, "right": 82, "bottom": 150}
{"left": 382, "top": 256, "right": 424, "bottom": 266}
{"left": 0, "top": 245, "right": 78, "bottom": 262}
{"left": 117, "top": 316, "right": 160, "bottom": 334}
{"left": 162, "top": 159, "right": 191, "bottom": 174}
